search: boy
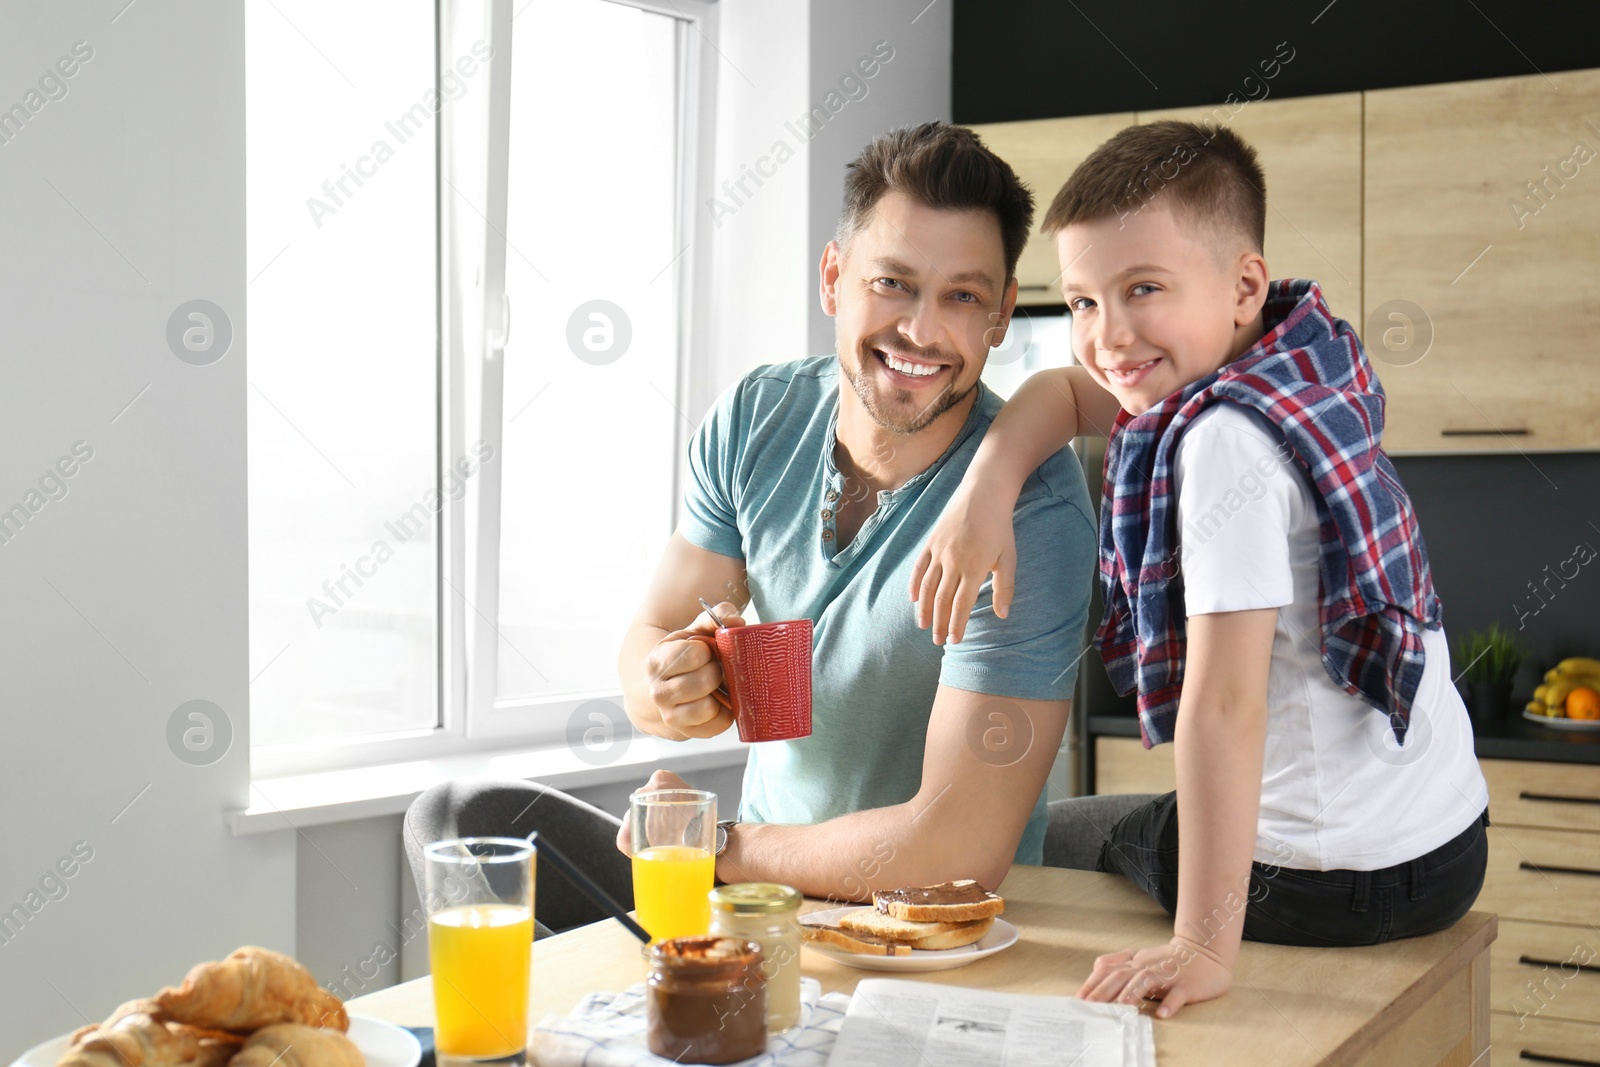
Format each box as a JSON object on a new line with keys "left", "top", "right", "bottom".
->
{"left": 910, "top": 121, "right": 1489, "bottom": 1018}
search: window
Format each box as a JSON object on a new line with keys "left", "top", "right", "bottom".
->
{"left": 473, "top": 0, "right": 685, "bottom": 737}
{"left": 245, "top": 0, "right": 440, "bottom": 751}
{"left": 247, "top": 0, "right": 716, "bottom": 774}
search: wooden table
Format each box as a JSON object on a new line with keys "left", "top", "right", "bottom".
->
{"left": 348, "top": 865, "right": 1496, "bottom": 1066}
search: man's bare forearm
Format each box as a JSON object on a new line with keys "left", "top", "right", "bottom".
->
{"left": 717, "top": 801, "right": 1014, "bottom": 901}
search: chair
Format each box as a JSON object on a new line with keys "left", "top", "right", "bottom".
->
{"left": 403, "top": 779, "right": 633, "bottom": 939}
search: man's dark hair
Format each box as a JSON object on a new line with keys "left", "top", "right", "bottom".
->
{"left": 1042, "top": 120, "right": 1266, "bottom": 257}
{"left": 837, "top": 122, "right": 1035, "bottom": 279}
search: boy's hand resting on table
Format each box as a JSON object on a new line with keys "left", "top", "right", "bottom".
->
{"left": 1078, "top": 935, "right": 1234, "bottom": 1019}
{"left": 910, "top": 481, "right": 1018, "bottom": 645}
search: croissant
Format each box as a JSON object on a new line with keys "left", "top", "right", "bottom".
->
{"left": 69, "top": 998, "right": 159, "bottom": 1046}
{"left": 56, "top": 1001, "right": 242, "bottom": 1067}
{"left": 155, "top": 947, "right": 348, "bottom": 1032}
{"left": 229, "top": 1025, "right": 364, "bottom": 1067}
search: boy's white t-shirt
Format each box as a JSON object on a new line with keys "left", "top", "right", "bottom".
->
{"left": 1173, "top": 404, "right": 1489, "bottom": 871}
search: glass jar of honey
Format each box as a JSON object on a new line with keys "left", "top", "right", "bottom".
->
{"left": 708, "top": 882, "right": 803, "bottom": 1032}
{"left": 645, "top": 936, "right": 766, "bottom": 1064}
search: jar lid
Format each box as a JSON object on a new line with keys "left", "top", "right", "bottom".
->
{"left": 643, "top": 940, "right": 761, "bottom": 972}
{"left": 709, "top": 882, "right": 802, "bottom": 914}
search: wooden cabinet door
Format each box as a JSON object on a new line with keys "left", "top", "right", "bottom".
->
{"left": 970, "top": 114, "right": 1135, "bottom": 306}
{"left": 1365, "top": 69, "right": 1600, "bottom": 453}
{"left": 1094, "top": 736, "right": 1176, "bottom": 795}
{"left": 1138, "top": 92, "right": 1364, "bottom": 333}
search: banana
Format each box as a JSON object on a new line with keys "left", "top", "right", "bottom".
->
{"left": 1557, "top": 657, "right": 1600, "bottom": 676}
{"left": 1526, "top": 700, "right": 1552, "bottom": 716}
{"left": 1543, "top": 665, "right": 1600, "bottom": 687}
{"left": 1544, "top": 679, "right": 1583, "bottom": 709}
{"left": 1535, "top": 684, "right": 1552, "bottom": 703}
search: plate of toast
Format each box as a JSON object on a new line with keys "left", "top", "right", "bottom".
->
{"left": 801, "top": 880, "right": 1018, "bottom": 972}
{"left": 11, "top": 946, "right": 420, "bottom": 1067}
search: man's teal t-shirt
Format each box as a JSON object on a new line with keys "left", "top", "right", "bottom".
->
{"left": 679, "top": 357, "right": 1097, "bottom": 864}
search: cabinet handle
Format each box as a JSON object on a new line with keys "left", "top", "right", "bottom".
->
{"left": 1441, "top": 427, "right": 1529, "bottom": 436}
{"left": 1520, "top": 791, "right": 1600, "bottom": 807}
{"left": 1520, "top": 862, "right": 1600, "bottom": 878}
{"left": 1520, "top": 1051, "right": 1600, "bottom": 1065}
{"left": 1518, "top": 954, "right": 1600, "bottom": 975}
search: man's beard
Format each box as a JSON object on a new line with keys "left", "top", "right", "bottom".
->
{"left": 840, "top": 340, "right": 977, "bottom": 436}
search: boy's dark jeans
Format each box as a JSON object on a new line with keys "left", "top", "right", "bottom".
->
{"left": 1096, "top": 792, "right": 1490, "bottom": 947}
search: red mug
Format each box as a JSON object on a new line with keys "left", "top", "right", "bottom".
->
{"left": 687, "top": 619, "right": 813, "bottom": 743}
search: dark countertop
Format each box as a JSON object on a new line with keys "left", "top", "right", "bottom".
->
{"left": 1470, "top": 712, "right": 1600, "bottom": 764}
{"left": 1086, "top": 712, "right": 1600, "bottom": 766}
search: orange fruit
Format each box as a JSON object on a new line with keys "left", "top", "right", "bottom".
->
{"left": 1566, "top": 686, "right": 1600, "bottom": 720}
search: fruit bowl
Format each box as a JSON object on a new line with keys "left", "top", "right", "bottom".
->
{"left": 1523, "top": 657, "right": 1600, "bottom": 729}
{"left": 1521, "top": 709, "right": 1600, "bottom": 732}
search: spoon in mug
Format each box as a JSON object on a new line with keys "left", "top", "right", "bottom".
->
{"left": 697, "top": 597, "right": 727, "bottom": 628}
{"left": 693, "top": 598, "right": 734, "bottom": 710}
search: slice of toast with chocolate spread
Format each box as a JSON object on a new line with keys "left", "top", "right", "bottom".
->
{"left": 873, "top": 880, "right": 1005, "bottom": 923}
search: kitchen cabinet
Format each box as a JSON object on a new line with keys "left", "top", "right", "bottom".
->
{"left": 1093, "top": 735, "right": 1174, "bottom": 795}
{"left": 969, "top": 113, "right": 1135, "bottom": 306}
{"left": 1364, "top": 68, "right": 1600, "bottom": 452}
{"left": 973, "top": 94, "right": 1364, "bottom": 324}
{"left": 974, "top": 68, "right": 1600, "bottom": 453}
{"left": 1138, "top": 92, "right": 1364, "bottom": 334}
{"left": 1476, "top": 756, "right": 1600, "bottom": 1061}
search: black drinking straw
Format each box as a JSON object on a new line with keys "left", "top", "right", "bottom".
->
{"left": 526, "top": 831, "right": 652, "bottom": 943}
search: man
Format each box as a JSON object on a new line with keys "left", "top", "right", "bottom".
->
{"left": 616, "top": 122, "right": 1099, "bottom": 899}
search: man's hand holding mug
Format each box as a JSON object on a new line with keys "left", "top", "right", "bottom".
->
{"left": 646, "top": 601, "right": 814, "bottom": 743}
{"left": 645, "top": 601, "right": 746, "bottom": 740}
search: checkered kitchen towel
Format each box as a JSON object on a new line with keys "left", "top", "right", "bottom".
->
{"left": 528, "top": 977, "right": 848, "bottom": 1067}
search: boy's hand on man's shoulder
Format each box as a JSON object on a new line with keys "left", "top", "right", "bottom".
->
{"left": 910, "top": 481, "right": 1018, "bottom": 646}
{"left": 1077, "top": 935, "right": 1234, "bottom": 1019}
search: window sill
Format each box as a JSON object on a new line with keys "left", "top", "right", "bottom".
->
{"left": 229, "top": 732, "right": 749, "bottom": 836}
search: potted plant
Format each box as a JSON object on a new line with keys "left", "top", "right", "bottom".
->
{"left": 1454, "top": 625, "right": 1527, "bottom": 725}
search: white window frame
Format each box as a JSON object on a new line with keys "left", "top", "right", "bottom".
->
{"left": 251, "top": 0, "right": 719, "bottom": 778}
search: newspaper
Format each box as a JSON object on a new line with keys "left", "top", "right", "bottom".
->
{"left": 826, "top": 978, "right": 1155, "bottom": 1067}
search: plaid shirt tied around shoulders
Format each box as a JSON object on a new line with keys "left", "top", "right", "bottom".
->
{"left": 1094, "top": 279, "right": 1440, "bottom": 748}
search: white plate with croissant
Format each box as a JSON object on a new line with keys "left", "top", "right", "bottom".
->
{"left": 11, "top": 946, "right": 421, "bottom": 1067}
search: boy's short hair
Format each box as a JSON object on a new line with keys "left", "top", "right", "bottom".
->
{"left": 837, "top": 121, "right": 1035, "bottom": 280}
{"left": 1041, "top": 120, "right": 1266, "bottom": 259}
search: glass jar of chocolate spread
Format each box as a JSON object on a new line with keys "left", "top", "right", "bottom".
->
{"left": 645, "top": 936, "right": 767, "bottom": 1064}
{"left": 708, "top": 882, "right": 803, "bottom": 1032}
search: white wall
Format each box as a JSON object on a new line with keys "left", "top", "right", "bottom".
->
{"left": 805, "top": 0, "right": 953, "bottom": 353}
{"left": 698, "top": 0, "right": 953, "bottom": 407}
{"left": 696, "top": 0, "right": 815, "bottom": 408}
{"left": 0, "top": 0, "right": 296, "bottom": 1054}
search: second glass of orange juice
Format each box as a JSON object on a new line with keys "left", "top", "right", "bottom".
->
{"left": 424, "top": 838, "right": 534, "bottom": 1060}
{"left": 629, "top": 789, "right": 716, "bottom": 942}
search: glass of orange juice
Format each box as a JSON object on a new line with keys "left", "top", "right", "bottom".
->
{"left": 629, "top": 789, "right": 716, "bottom": 942}
{"left": 424, "top": 837, "right": 535, "bottom": 1061}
